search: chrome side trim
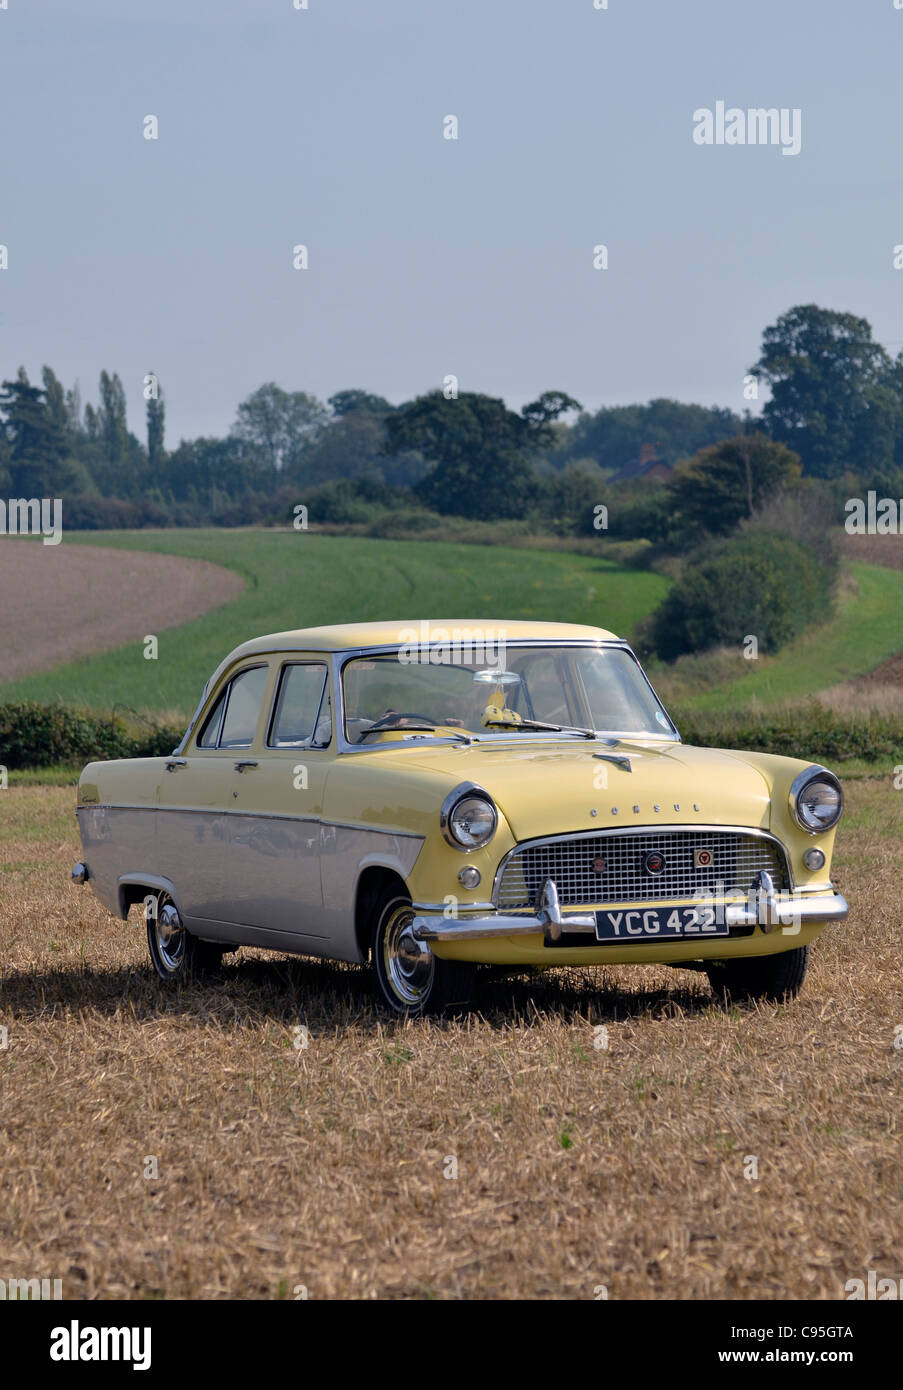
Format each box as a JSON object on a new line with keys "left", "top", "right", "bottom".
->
{"left": 78, "top": 804, "right": 421, "bottom": 839}
{"left": 320, "top": 819, "right": 423, "bottom": 840}
{"left": 411, "top": 900, "right": 496, "bottom": 914}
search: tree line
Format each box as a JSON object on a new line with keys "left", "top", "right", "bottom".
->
{"left": 2, "top": 303, "right": 902, "bottom": 532}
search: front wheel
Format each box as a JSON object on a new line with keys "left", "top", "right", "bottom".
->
{"left": 706, "top": 944, "right": 810, "bottom": 1003}
{"left": 145, "top": 892, "right": 230, "bottom": 983}
{"left": 371, "top": 892, "right": 475, "bottom": 1016}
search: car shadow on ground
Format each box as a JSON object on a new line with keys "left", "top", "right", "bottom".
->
{"left": 0, "top": 950, "right": 722, "bottom": 1031}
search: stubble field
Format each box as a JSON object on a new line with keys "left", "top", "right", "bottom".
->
{"left": 0, "top": 775, "right": 900, "bottom": 1300}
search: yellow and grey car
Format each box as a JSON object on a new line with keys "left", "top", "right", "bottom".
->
{"left": 73, "top": 620, "right": 848, "bottom": 1014}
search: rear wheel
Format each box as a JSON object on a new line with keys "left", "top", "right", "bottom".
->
{"left": 371, "top": 892, "right": 475, "bottom": 1016}
{"left": 145, "top": 892, "right": 230, "bottom": 983}
{"left": 706, "top": 945, "right": 810, "bottom": 1003}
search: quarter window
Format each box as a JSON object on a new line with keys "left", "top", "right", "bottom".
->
{"left": 197, "top": 688, "right": 227, "bottom": 749}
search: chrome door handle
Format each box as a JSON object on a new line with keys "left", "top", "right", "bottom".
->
{"left": 234, "top": 760, "right": 259, "bottom": 772}
{"left": 165, "top": 758, "right": 188, "bottom": 771}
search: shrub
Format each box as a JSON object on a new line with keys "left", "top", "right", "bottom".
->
{"left": 647, "top": 532, "right": 835, "bottom": 661}
{"left": 61, "top": 496, "right": 176, "bottom": 530}
{"left": 0, "top": 703, "right": 184, "bottom": 770}
{"left": 673, "top": 702, "right": 903, "bottom": 764}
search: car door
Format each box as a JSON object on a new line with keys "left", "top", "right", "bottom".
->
{"left": 154, "top": 663, "right": 270, "bottom": 926}
{"left": 221, "top": 657, "right": 333, "bottom": 944}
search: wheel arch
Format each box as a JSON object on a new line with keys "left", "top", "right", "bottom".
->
{"left": 117, "top": 873, "right": 180, "bottom": 921}
{"left": 353, "top": 864, "right": 409, "bottom": 961}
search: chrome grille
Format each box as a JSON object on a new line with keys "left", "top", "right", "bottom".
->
{"left": 494, "top": 829, "right": 789, "bottom": 910}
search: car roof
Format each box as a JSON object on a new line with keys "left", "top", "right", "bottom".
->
{"left": 223, "top": 618, "right": 621, "bottom": 663}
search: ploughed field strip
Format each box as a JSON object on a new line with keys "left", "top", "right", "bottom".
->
{"left": 0, "top": 779, "right": 898, "bottom": 1299}
{"left": 0, "top": 539, "right": 244, "bottom": 681}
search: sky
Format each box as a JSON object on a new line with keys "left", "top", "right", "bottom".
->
{"left": 1, "top": 0, "right": 902, "bottom": 446}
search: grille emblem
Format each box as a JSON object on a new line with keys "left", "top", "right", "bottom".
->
{"left": 694, "top": 848, "right": 714, "bottom": 868}
{"left": 644, "top": 850, "right": 665, "bottom": 875}
{"left": 593, "top": 857, "right": 606, "bottom": 874}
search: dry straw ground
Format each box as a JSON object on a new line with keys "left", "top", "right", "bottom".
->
{"left": 0, "top": 779, "right": 900, "bottom": 1300}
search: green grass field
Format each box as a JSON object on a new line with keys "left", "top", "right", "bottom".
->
{"left": 5, "top": 530, "right": 903, "bottom": 724}
{"left": 666, "top": 561, "right": 903, "bottom": 713}
{"left": 0, "top": 530, "right": 669, "bottom": 717}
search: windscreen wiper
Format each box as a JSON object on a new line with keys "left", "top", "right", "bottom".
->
{"left": 483, "top": 718, "right": 596, "bottom": 738}
{"left": 359, "top": 723, "right": 472, "bottom": 742}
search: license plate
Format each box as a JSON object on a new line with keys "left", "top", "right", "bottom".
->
{"left": 594, "top": 905, "right": 729, "bottom": 942}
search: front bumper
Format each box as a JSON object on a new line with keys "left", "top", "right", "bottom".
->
{"left": 413, "top": 889, "right": 849, "bottom": 945}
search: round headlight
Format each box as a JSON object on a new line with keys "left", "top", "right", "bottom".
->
{"left": 441, "top": 783, "right": 498, "bottom": 851}
{"left": 449, "top": 796, "right": 496, "bottom": 848}
{"left": 790, "top": 767, "right": 843, "bottom": 834}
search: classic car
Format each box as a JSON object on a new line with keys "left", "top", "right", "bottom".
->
{"left": 72, "top": 620, "right": 848, "bottom": 1014}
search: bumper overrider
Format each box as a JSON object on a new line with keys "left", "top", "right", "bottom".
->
{"left": 412, "top": 874, "right": 849, "bottom": 945}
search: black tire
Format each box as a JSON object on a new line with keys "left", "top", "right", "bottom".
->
{"left": 145, "top": 892, "right": 230, "bottom": 984}
{"left": 371, "top": 890, "right": 476, "bottom": 1016}
{"left": 706, "top": 945, "right": 810, "bottom": 1003}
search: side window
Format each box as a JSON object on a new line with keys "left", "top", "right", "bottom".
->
{"left": 268, "top": 663, "right": 329, "bottom": 748}
{"left": 219, "top": 666, "right": 270, "bottom": 749}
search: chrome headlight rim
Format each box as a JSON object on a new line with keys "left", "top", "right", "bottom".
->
{"left": 789, "top": 765, "right": 843, "bottom": 836}
{"left": 440, "top": 781, "right": 498, "bottom": 852}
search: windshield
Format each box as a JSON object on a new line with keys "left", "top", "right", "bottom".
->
{"left": 341, "top": 645, "right": 677, "bottom": 744}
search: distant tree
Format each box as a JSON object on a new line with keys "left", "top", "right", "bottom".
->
{"left": 297, "top": 392, "right": 422, "bottom": 489}
{"left": 41, "top": 367, "right": 71, "bottom": 444}
{"left": 669, "top": 432, "right": 802, "bottom": 537}
{"left": 231, "top": 383, "right": 327, "bottom": 478}
{"left": 561, "top": 398, "right": 743, "bottom": 474}
{"left": 544, "top": 459, "right": 608, "bottom": 532}
{"left": 296, "top": 410, "right": 388, "bottom": 487}
{"left": 385, "top": 390, "right": 580, "bottom": 518}
{"left": 161, "top": 436, "right": 255, "bottom": 509}
{"left": 146, "top": 374, "right": 166, "bottom": 476}
{"left": 521, "top": 390, "right": 583, "bottom": 435}
{"left": 93, "top": 370, "right": 134, "bottom": 493}
{"left": 751, "top": 304, "right": 899, "bottom": 478}
{"left": 65, "top": 381, "right": 83, "bottom": 437}
{"left": 0, "top": 367, "right": 81, "bottom": 495}
{"left": 327, "top": 389, "right": 394, "bottom": 418}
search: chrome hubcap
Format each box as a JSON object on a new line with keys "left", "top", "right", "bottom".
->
{"left": 151, "top": 897, "right": 185, "bottom": 972}
{"left": 383, "top": 906, "right": 434, "bottom": 1006}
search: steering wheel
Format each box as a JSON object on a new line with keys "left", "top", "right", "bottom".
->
{"left": 364, "top": 711, "right": 438, "bottom": 733}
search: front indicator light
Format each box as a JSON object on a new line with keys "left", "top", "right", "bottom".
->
{"left": 803, "top": 848, "right": 826, "bottom": 872}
